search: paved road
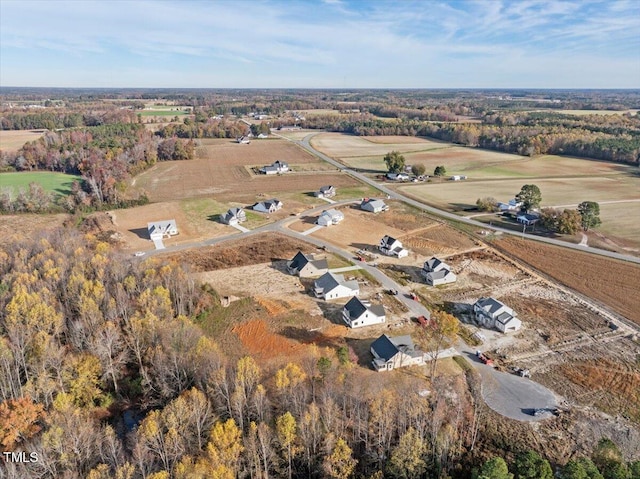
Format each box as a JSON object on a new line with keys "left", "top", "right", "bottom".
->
{"left": 457, "top": 342, "right": 558, "bottom": 421}
{"left": 287, "top": 133, "right": 640, "bottom": 265}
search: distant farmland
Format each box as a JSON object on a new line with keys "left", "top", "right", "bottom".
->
{"left": 0, "top": 171, "right": 82, "bottom": 198}
{"left": 0, "top": 130, "right": 46, "bottom": 152}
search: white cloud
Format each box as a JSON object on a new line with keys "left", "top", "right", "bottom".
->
{"left": 1, "top": 0, "right": 638, "bottom": 87}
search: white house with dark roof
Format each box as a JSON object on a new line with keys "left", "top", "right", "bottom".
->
{"left": 315, "top": 185, "right": 336, "bottom": 198}
{"left": 473, "top": 297, "right": 522, "bottom": 333}
{"left": 371, "top": 334, "right": 425, "bottom": 371}
{"left": 317, "top": 209, "right": 344, "bottom": 227}
{"left": 147, "top": 220, "right": 178, "bottom": 240}
{"left": 516, "top": 213, "right": 539, "bottom": 226}
{"left": 498, "top": 198, "right": 523, "bottom": 211}
{"left": 260, "top": 161, "right": 289, "bottom": 175}
{"left": 286, "top": 251, "right": 329, "bottom": 278}
{"left": 360, "top": 198, "right": 389, "bottom": 213}
{"left": 253, "top": 199, "right": 283, "bottom": 213}
{"left": 422, "top": 257, "right": 457, "bottom": 286}
{"left": 386, "top": 172, "right": 410, "bottom": 181}
{"left": 313, "top": 272, "right": 359, "bottom": 300}
{"left": 220, "top": 207, "right": 246, "bottom": 226}
{"left": 342, "top": 297, "right": 385, "bottom": 328}
{"left": 379, "top": 235, "right": 409, "bottom": 258}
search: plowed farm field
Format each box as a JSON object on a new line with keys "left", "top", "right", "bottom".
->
{"left": 310, "top": 133, "right": 447, "bottom": 159}
{"left": 133, "top": 138, "right": 361, "bottom": 203}
{"left": 495, "top": 237, "right": 640, "bottom": 324}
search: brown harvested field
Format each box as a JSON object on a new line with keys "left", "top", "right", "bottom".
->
{"left": 0, "top": 213, "right": 69, "bottom": 247}
{"left": 166, "top": 232, "right": 318, "bottom": 272}
{"left": 495, "top": 237, "right": 640, "bottom": 324}
{"left": 133, "top": 138, "right": 361, "bottom": 203}
{"left": 310, "top": 133, "right": 446, "bottom": 159}
{"left": 0, "top": 129, "right": 45, "bottom": 152}
{"left": 402, "top": 225, "right": 479, "bottom": 256}
{"left": 399, "top": 177, "right": 640, "bottom": 211}
{"left": 363, "top": 135, "right": 438, "bottom": 144}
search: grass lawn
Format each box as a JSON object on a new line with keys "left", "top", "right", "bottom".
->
{"left": 0, "top": 171, "right": 82, "bottom": 198}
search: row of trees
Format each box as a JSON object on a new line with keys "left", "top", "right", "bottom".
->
{"left": 477, "top": 439, "right": 640, "bottom": 479}
{"left": 302, "top": 113, "right": 640, "bottom": 165}
{"left": 0, "top": 109, "right": 137, "bottom": 130}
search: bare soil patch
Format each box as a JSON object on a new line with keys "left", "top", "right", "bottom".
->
{"left": 495, "top": 237, "right": 640, "bottom": 324}
{"left": 402, "top": 225, "right": 479, "bottom": 256}
{"left": 306, "top": 206, "right": 406, "bottom": 253}
{"left": 166, "top": 233, "right": 317, "bottom": 272}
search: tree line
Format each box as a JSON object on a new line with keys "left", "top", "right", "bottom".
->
{"left": 301, "top": 113, "right": 640, "bottom": 165}
{"left": 1, "top": 124, "right": 194, "bottom": 211}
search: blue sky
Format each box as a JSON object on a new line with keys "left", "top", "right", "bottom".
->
{"left": 1, "top": 0, "right": 639, "bottom": 88}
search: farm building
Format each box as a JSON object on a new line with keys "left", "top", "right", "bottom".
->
{"left": 379, "top": 235, "right": 409, "bottom": 258}
{"left": 361, "top": 198, "right": 389, "bottom": 213}
{"left": 317, "top": 209, "right": 344, "bottom": 226}
{"left": 342, "top": 297, "right": 385, "bottom": 328}
{"left": 315, "top": 185, "right": 336, "bottom": 198}
{"left": 286, "top": 251, "right": 329, "bottom": 278}
{"left": 422, "top": 257, "right": 457, "bottom": 286}
{"left": 236, "top": 136, "right": 251, "bottom": 144}
{"left": 473, "top": 297, "right": 522, "bottom": 333}
{"left": 313, "top": 272, "right": 359, "bottom": 300}
{"left": 450, "top": 175, "right": 467, "bottom": 181}
{"left": 220, "top": 207, "right": 246, "bottom": 226}
{"left": 260, "top": 161, "right": 289, "bottom": 175}
{"left": 253, "top": 199, "right": 283, "bottom": 213}
{"left": 386, "top": 172, "right": 410, "bottom": 181}
{"left": 147, "top": 220, "right": 178, "bottom": 240}
{"left": 516, "top": 213, "right": 539, "bottom": 226}
{"left": 371, "top": 334, "right": 425, "bottom": 372}
{"left": 257, "top": 133, "right": 269, "bottom": 139}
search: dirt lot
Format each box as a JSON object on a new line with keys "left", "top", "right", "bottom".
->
{"left": 133, "top": 138, "right": 361, "bottom": 203}
{"left": 106, "top": 201, "right": 232, "bottom": 252}
{"left": 0, "top": 213, "right": 69, "bottom": 248}
{"left": 0, "top": 129, "right": 45, "bottom": 152}
{"left": 402, "top": 225, "right": 480, "bottom": 256}
{"left": 495, "top": 237, "right": 640, "bottom": 325}
{"left": 165, "top": 233, "right": 318, "bottom": 271}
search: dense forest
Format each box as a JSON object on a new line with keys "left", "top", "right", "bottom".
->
{"left": 1, "top": 231, "right": 638, "bottom": 479}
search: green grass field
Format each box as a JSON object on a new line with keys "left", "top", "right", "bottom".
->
{"left": 0, "top": 172, "right": 82, "bottom": 198}
{"left": 139, "top": 109, "right": 191, "bottom": 117}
